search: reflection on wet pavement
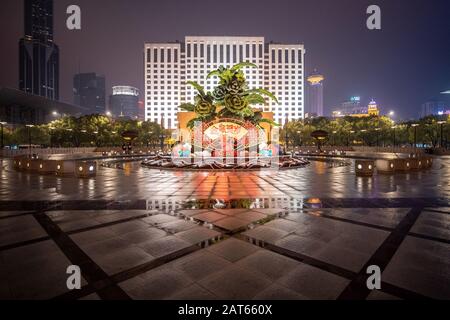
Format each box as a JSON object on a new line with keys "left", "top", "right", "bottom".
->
{"left": 1, "top": 158, "right": 449, "bottom": 201}
{"left": 0, "top": 157, "right": 449, "bottom": 300}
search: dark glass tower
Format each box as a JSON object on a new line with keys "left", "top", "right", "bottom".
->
{"left": 19, "top": 0, "right": 59, "bottom": 100}
{"left": 74, "top": 73, "right": 106, "bottom": 114}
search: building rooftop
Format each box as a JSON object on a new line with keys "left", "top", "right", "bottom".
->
{"left": 0, "top": 87, "right": 87, "bottom": 124}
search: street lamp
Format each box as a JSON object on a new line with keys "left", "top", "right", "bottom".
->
{"left": 0, "top": 122, "right": 7, "bottom": 150}
{"left": 374, "top": 128, "right": 381, "bottom": 149}
{"left": 389, "top": 111, "right": 395, "bottom": 117}
{"left": 106, "top": 111, "right": 112, "bottom": 117}
{"left": 411, "top": 123, "right": 419, "bottom": 150}
{"left": 160, "top": 132, "right": 165, "bottom": 151}
{"left": 437, "top": 121, "right": 446, "bottom": 148}
{"left": 348, "top": 130, "right": 355, "bottom": 147}
{"left": 49, "top": 127, "right": 55, "bottom": 148}
{"left": 391, "top": 126, "right": 397, "bottom": 150}
{"left": 25, "top": 124, "right": 35, "bottom": 157}
{"left": 360, "top": 129, "right": 367, "bottom": 146}
{"left": 147, "top": 131, "right": 153, "bottom": 148}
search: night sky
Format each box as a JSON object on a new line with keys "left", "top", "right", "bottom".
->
{"left": 1, "top": 0, "right": 449, "bottom": 119}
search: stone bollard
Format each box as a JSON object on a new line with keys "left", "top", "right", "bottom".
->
{"left": 55, "top": 160, "right": 76, "bottom": 176}
{"left": 409, "top": 158, "right": 424, "bottom": 171}
{"left": 355, "top": 160, "right": 375, "bottom": 176}
{"left": 13, "top": 156, "right": 28, "bottom": 171}
{"left": 375, "top": 159, "right": 396, "bottom": 174}
{"left": 393, "top": 158, "right": 410, "bottom": 172}
{"left": 422, "top": 156, "right": 433, "bottom": 169}
{"left": 75, "top": 161, "right": 97, "bottom": 178}
{"left": 38, "top": 160, "right": 58, "bottom": 175}
{"left": 25, "top": 159, "right": 40, "bottom": 172}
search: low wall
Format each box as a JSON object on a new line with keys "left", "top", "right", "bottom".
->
{"left": 351, "top": 146, "right": 425, "bottom": 154}
{"left": 291, "top": 146, "right": 424, "bottom": 154}
{"left": 0, "top": 147, "right": 97, "bottom": 158}
{"left": 94, "top": 147, "right": 162, "bottom": 153}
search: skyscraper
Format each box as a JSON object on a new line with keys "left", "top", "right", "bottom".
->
{"left": 73, "top": 73, "right": 106, "bottom": 114}
{"left": 19, "top": 0, "right": 59, "bottom": 100}
{"left": 144, "top": 36, "right": 305, "bottom": 129}
{"left": 109, "top": 86, "right": 140, "bottom": 119}
{"left": 306, "top": 70, "right": 324, "bottom": 117}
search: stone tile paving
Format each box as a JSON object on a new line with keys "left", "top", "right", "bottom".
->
{"left": 0, "top": 204, "right": 448, "bottom": 300}
{"left": 0, "top": 157, "right": 449, "bottom": 299}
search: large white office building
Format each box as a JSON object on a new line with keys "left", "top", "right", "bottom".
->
{"left": 144, "top": 36, "right": 305, "bottom": 129}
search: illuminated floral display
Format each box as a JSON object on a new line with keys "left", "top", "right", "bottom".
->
{"left": 178, "top": 62, "right": 280, "bottom": 129}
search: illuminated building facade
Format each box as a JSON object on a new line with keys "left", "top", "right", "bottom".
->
{"left": 332, "top": 98, "right": 380, "bottom": 118}
{"left": 109, "top": 86, "right": 140, "bottom": 119}
{"left": 144, "top": 36, "right": 305, "bottom": 129}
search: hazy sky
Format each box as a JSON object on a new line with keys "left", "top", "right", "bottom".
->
{"left": 1, "top": 0, "right": 449, "bottom": 119}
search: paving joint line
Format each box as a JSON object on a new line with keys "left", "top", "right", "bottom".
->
{"left": 337, "top": 206, "right": 425, "bottom": 300}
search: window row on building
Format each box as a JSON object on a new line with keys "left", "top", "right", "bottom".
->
{"left": 144, "top": 37, "right": 305, "bottom": 129}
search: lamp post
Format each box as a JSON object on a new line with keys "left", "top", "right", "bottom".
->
{"left": 374, "top": 128, "right": 381, "bottom": 150}
{"left": 332, "top": 131, "right": 337, "bottom": 146}
{"left": 360, "top": 129, "right": 367, "bottom": 146}
{"left": 348, "top": 130, "right": 355, "bottom": 147}
{"left": 25, "top": 124, "right": 34, "bottom": 157}
{"left": 160, "top": 133, "right": 165, "bottom": 152}
{"left": 284, "top": 116, "right": 289, "bottom": 154}
{"left": 0, "top": 122, "right": 6, "bottom": 149}
{"left": 49, "top": 127, "right": 55, "bottom": 149}
{"left": 147, "top": 131, "right": 153, "bottom": 148}
{"left": 411, "top": 124, "right": 419, "bottom": 150}
{"left": 391, "top": 126, "right": 397, "bottom": 151}
{"left": 437, "top": 121, "right": 446, "bottom": 148}
{"left": 296, "top": 130, "right": 301, "bottom": 149}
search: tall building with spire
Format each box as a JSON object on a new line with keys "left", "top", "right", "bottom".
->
{"left": 19, "top": 0, "right": 59, "bottom": 100}
{"left": 306, "top": 70, "right": 324, "bottom": 117}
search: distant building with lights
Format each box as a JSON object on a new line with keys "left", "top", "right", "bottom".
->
{"left": 332, "top": 96, "right": 365, "bottom": 117}
{"left": 73, "top": 73, "right": 105, "bottom": 114}
{"left": 420, "top": 100, "right": 448, "bottom": 117}
{"left": 144, "top": 36, "right": 305, "bottom": 129}
{"left": 332, "top": 98, "right": 380, "bottom": 118}
{"left": 109, "top": 86, "right": 140, "bottom": 119}
{"left": 306, "top": 70, "right": 324, "bottom": 117}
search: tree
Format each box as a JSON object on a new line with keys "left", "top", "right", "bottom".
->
{"left": 11, "top": 126, "right": 50, "bottom": 146}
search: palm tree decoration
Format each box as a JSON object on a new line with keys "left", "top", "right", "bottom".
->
{"left": 179, "top": 62, "right": 280, "bottom": 129}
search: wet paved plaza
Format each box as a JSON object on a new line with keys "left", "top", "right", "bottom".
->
{"left": 0, "top": 157, "right": 449, "bottom": 300}
{"left": 1, "top": 157, "right": 450, "bottom": 201}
